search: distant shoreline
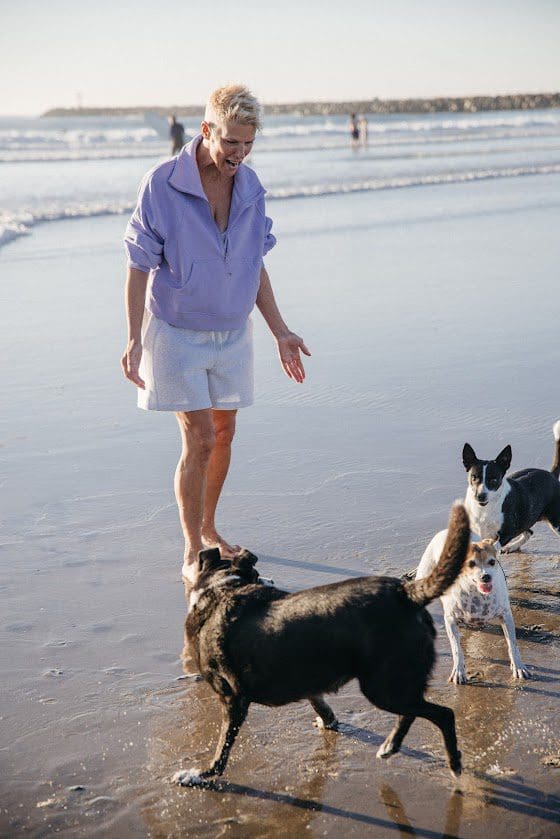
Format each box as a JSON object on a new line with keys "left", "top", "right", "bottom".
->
{"left": 42, "top": 92, "right": 560, "bottom": 118}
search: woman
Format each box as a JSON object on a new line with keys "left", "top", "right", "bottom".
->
{"left": 121, "top": 85, "right": 310, "bottom": 582}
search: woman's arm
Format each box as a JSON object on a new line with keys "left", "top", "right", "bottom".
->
{"left": 121, "top": 267, "right": 149, "bottom": 389}
{"left": 256, "top": 266, "right": 311, "bottom": 383}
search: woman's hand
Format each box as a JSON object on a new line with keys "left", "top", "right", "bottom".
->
{"left": 121, "top": 339, "right": 145, "bottom": 389}
{"left": 277, "top": 332, "right": 311, "bottom": 383}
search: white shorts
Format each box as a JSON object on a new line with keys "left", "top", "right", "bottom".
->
{"left": 138, "top": 311, "right": 254, "bottom": 412}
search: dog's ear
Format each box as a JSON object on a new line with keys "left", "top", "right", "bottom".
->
{"left": 197, "top": 547, "right": 228, "bottom": 573}
{"left": 231, "top": 550, "right": 259, "bottom": 582}
{"left": 235, "top": 549, "right": 258, "bottom": 566}
{"left": 480, "top": 539, "right": 497, "bottom": 556}
{"left": 495, "top": 445, "right": 512, "bottom": 473}
{"left": 462, "top": 443, "right": 477, "bottom": 471}
{"left": 198, "top": 547, "right": 221, "bottom": 564}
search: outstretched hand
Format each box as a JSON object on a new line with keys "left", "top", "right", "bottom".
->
{"left": 277, "top": 332, "right": 311, "bottom": 383}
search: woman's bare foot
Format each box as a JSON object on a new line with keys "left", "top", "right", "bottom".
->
{"left": 181, "top": 559, "right": 198, "bottom": 584}
{"left": 201, "top": 530, "right": 242, "bottom": 559}
{"left": 181, "top": 542, "right": 202, "bottom": 584}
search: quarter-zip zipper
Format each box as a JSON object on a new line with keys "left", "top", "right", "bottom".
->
{"left": 203, "top": 199, "right": 229, "bottom": 260}
{"left": 202, "top": 191, "right": 261, "bottom": 267}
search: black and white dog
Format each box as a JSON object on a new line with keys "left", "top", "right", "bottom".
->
{"left": 463, "top": 421, "right": 560, "bottom": 553}
{"left": 173, "top": 503, "right": 470, "bottom": 787}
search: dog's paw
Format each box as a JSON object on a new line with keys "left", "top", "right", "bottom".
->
{"left": 500, "top": 542, "right": 523, "bottom": 554}
{"left": 376, "top": 740, "right": 397, "bottom": 760}
{"left": 449, "top": 750, "right": 462, "bottom": 778}
{"left": 314, "top": 715, "right": 339, "bottom": 731}
{"left": 448, "top": 669, "right": 468, "bottom": 685}
{"left": 172, "top": 768, "right": 205, "bottom": 787}
{"left": 512, "top": 664, "right": 530, "bottom": 679}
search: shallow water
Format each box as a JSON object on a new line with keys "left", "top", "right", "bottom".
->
{"left": 1, "top": 174, "right": 559, "bottom": 836}
{"left": 2, "top": 108, "right": 560, "bottom": 248}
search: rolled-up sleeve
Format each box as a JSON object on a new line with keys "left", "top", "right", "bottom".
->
{"left": 263, "top": 213, "right": 276, "bottom": 256}
{"left": 123, "top": 175, "right": 164, "bottom": 272}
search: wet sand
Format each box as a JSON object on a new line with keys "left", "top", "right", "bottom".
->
{"left": 1, "top": 176, "right": 559, "bottom": 836}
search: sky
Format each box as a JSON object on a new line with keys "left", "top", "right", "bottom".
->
{"left": 1, "top": 0, "right": 559, "bottom": 115}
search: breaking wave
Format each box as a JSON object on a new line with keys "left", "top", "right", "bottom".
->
{"left": 2, "top": 162, "right": 559, "bottom": 251}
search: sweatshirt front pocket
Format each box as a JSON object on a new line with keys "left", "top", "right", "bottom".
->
{"left": 176, "top": 256, "right": 260, "bottom": 316}
{"left": 177, "top": 257, "right": 225, "bottom": 313}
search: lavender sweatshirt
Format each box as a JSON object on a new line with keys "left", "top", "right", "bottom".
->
{"left": 124, "top": 135, "right": 276, "bottom": 330}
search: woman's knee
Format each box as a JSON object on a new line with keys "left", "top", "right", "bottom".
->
{"left": 177, "top": 414, "right": 216, "bottom": 458}
{"left": 213, "top": 411, "right": 237, "bottom": 446}
{"left": 190, "top": 425, "right": 216, "bottom": 457}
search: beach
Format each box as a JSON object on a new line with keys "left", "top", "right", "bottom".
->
{"left": 1, "top": 115, "right": 560, "bottom": 835}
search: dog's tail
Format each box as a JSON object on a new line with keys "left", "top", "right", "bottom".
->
{"left": 551, "top": 421, "right": 560, "bottom": 479}
{"left": 404, "top": 503, "right": 470, "bottom": 608}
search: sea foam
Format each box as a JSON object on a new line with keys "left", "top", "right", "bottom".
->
{"left": 2, "top": 162, "right": 560, "bottom": 252}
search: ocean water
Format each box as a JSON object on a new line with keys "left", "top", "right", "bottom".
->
{"left": 1, "top": 108, "right": 560, "bottom": 248}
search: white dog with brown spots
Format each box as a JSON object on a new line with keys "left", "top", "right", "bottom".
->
{"left": 416, "top": 532, "right": 529, "bottom": 684}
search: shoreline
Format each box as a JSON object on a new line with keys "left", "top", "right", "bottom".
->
{"left": 42, "top": 92, "right": 560, "bottom": 118}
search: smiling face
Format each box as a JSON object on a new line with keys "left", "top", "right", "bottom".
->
{"left": 464, "top": 541, "right": 498, "bottom": 595}
{"left": 200, "top": 119, "right": 256, "bottom": 177}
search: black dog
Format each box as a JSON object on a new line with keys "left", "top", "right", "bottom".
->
{"left": 174, "top": 503, "right": 470, "bottom": 786}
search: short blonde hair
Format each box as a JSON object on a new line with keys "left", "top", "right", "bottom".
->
{"left": 204, "top": 85, "right": 262, "bottom": 131}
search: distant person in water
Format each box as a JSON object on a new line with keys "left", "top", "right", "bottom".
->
{"left": 349, "top": 113, "right": 360, "bottom": 146}
{"left": 169, "top": 115, "right": 186, "bottom": 154}
{"left": 122, "top": 85, "right": 310, "bottom": 583}
{"left": 358, "top": 114, "right": 369, "bottom": 146}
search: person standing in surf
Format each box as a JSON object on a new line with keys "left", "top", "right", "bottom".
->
{"left": 169, "top": 114, "right": 186, "bottom": 155}
{"left": 122, "top": 85, "right": 310, "bottom": 582}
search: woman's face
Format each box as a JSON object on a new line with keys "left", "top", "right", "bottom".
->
{"left": 201, "top": 119, "right": 256, "bottom": 177}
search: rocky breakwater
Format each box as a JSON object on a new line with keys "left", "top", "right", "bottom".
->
{"left": 265, "top": 92, "right": 560, "bottom": 116}
{"left": 43, "top": 92, "right": 560, "bottom": 119}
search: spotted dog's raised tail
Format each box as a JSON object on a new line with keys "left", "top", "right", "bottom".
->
{"left": 551, "top": 421, "right": 560, "bottom": 479}
{"left": 404, "top": 503, "right": 470, "bottom": 607}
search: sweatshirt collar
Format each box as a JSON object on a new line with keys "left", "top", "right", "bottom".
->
{"left": 168, "top": 134, "right": 264, "bottom": 207}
